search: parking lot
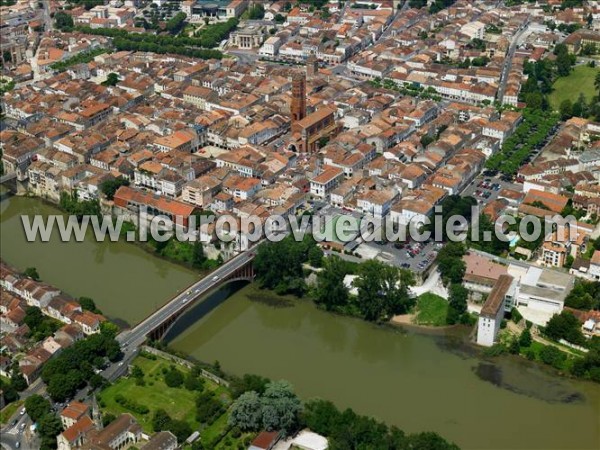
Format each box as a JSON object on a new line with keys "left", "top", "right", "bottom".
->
{"left": 357, "top": 239, "right": 442, "bottom": 275}
{"left": 462, "top": 173, "right": 523, "bottom": 207}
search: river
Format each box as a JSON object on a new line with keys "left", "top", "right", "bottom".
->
{"left": 0, "top": 194, "right": 198, "bottom": 326}
{"left": 2, "top": 194, "right": 599, "bottom": 449}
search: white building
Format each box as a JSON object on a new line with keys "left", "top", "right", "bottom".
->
{"left": 477, "top": 275, "right": 515, "bottom": 347}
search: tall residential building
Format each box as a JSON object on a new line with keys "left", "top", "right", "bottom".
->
{"left": 290, "top": 72, "right": 306, "bottom": 123}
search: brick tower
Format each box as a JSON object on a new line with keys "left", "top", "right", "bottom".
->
{"left": 291, "top": 72, "right": 306, "bottom": 123}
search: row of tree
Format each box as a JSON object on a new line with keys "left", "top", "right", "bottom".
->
{"left": 304, "top": 399, "right": 459, "bottom": 449}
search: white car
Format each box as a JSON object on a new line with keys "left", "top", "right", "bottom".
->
{"left": 182, "top": 298, "right": 189, "bottom": 304}
{"left": 20, "top": 408, "right": 25, "bottom": 415}
{"left": 212, "top": 275, "right": 219, "bottom": 281}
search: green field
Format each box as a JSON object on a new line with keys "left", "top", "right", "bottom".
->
{"left": 549, "top": 65, "right": 599, "bottom": 110}
{"left": 98, "top": 354, "right": 228, "bottom": 433}
{"left": 414, "top": 293, "right": 448, "bottom": 326}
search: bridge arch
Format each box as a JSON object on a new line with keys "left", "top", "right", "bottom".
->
{"left": 158, "top": 278, "right": 252, "bottom": 342}
{"left": 146, "top": 261, "right": 255, "bottom": 342}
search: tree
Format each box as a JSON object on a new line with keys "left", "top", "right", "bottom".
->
{"left": 447, "top": 283, "right": 468, "bottom": 324}
{"left": 308, "top": 245, "right": 324, "bottom": 267}
{"left": 354, "top": 260, "right": 415, "bottom": 322}
{"left": 101, "top": 72, "right": 120, "bottom": 86}
{"left": 559, "top": 99, "right": 573, "bottom": 120}
{"left": 54, "top": 12, "right": 74, "bottom": 31}
{"left": 79, "top": 297, "right": 101, "bottom": 314}
{"left": 164, "top": 367, "right": 184, "bottom": 388}
{"left": 508, "top": 338, "right": 520, "bottom": 355}
{"left": 196, "top": 390, "right": 224, "bottom": 424}
{"left": 38, "top": 413, "right": 63, "bottom": 449}
{"left": 314, "top": 256, "right": 349, "bottom": 311}
{"left": 420, "top": 134, "right": 434, "bottom": 147}
{"left": 100, "top": 177, "right": 129, "bottom": 200}
{"left": 167, "top": 419, "right": 192, "bottom": 443}
{"left": 595, "top": 72, "right": 600, "bottom": 97}
{"left": 184, "top": 372, "right": 204, "bottom": 391}
{"left": 230, "top": 373, "right": 269, "bottom": 399}
{"left": 539, "top": 345, "right": 565, "bottom": 369}
{"left": 260, "top": 380, "right": 301, "bottom": 434}
{"left": 572, "top": 92, "right": 588, "bottom": 118}
{"left": 519, "top": 329, "right": 532, "bottom": 347}
{"left": 24, "top": 267, "right": 40, "bottom": 280}
{"left": 544, "top": 311, "right": 586, "bottom": 346}
{"left": 228, "top": 391, "right": 262, "bottom": 431}
{"left": 436, "top": 242, "right": 466, "bottom": 284}
{"left": 192, "top": 241, "right": 206, "bottom": 269}
{"left": 554, "top": 43, "right": 573, "bottom": 76}
{"left": 247, "top": 4, "right": 265, "bottom": 20}
{"left": 152, "top": 409, "right": 172, "bottom": 431}
{"left": 25, "top": 395, "right": 52, "bottom": 423}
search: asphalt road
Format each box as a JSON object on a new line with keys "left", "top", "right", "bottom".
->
{"left": 497, "top": 21, "right": 529, "bottom": 103}
{"left": 115, "top": 243, "right": 263, "bottom": 351}
{"left": 0, "top": 410, "right": 37, "bottom": 450}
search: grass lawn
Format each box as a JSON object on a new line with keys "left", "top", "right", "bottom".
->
{"left": 0, "top": 400, "right": 23, "bottom": 425}
{"left": 98, "top": 355, "right": 223, "bottom": 433}
{"left": 414, "top": 293, "right": 448, "bottom": 326}
{"left": 549, "top": 65, "right": 599, "bottom": 110}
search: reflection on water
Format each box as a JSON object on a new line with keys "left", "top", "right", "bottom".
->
{"left": 474, "top": 361, "right": 585, "bottom": 405}
{"left": 170, "top": 284, "right": 600, "bottom": 450}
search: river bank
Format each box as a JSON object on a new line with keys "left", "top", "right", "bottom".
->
{"left": 168, "top": 283, "right": 600, "bottom": 450}
{"left": 3, "top": 193, "right": 600, "bottom": 449}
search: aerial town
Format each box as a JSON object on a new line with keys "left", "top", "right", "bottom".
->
{"left": 1, "top": 0, "right": 600, "bottom": 449}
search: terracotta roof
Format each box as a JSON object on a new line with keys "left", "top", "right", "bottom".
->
{"left": 61, "top": 416, "right": 95, "bottom": 443}
{"left": 251, "top": 431, "right": 280, "bottom": 450}
{"left": 61, "top": 401, "right": 89, "bottom": 421}
{"left": 114, "top": 186, "right": 196, "bottom": 218}
{"left": 481, "top": 275, "right": 513, "bottom": 317}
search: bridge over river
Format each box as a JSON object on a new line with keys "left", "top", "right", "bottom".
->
{"left": 116, "top": 243, "right": 261, "bottom": 348}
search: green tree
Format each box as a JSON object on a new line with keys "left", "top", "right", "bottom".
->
{"left": 101, "top": 72, "right": 120, "bottom": 86}
{"left": 260, "top": 380, "right": 301, "bottom": 434}
{"left": 544, "top": 311, "right": 586, "bottom": 346}
{"left": 354, "top": 260, "right": 415, "bottom": 321}
{"left": 164, "top": 367, "right": 184, "bottom": 388}
{"left": 308, "top": 245, "right": 324, "bottom": 267}
{"left": 447, "top": 283, "right": 468, "bottom": 324}
{"left": 559, "top": 99, "right": 573, "bottom": 120}
{"left": 519, "top": 329, "right": 532, "bottom": 347}
{"left": 595, "top": 71, "right": 600, "bottom": 96}
{"left": 79, "top": 297, "right": 101, "bottom": 314}
{"left": 152, "top": 409, "right": 172, "bottom": 431}
{"left": 230, "top": 373, "right": 270, "bottom": 399}
{"left": 228, "top": 391, "right": 262, "bottom": 431}
{"left": 24, "top": 267, "right": 40, "bottom": 280}
{"left": 436, "top": 242, "right": 466, "bottom": 284}
{"left": 38, "top": 413, "right": 63, "bottom": 449}
{"left": 54, "top": 12, "right": 74, "bottom": 30}
{"left": 25, "top": 395, "right": 52, "bottom": 423}
{"left": 100, "top": 177, "right": 129, "bottom": 200}
{"left": 314, "top": 256, "right": 349, "bottom": 311}
{"left": 539, "top": 345, "right": 566, "bottom": 368}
